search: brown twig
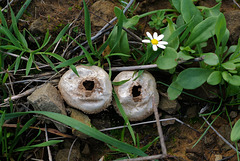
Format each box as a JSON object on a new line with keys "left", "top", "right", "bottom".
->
{"left": 153, "top": 96, "right": 167, "bottom": 155}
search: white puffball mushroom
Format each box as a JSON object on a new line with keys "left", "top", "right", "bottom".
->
{"left": 58, "top": 65, "right": 112, "bottom": 114}
{"left": 113, "top": 71, "right": 159, "bottom": 121}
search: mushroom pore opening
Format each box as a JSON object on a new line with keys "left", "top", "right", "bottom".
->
{"left": 83, "top": 80, "right": 95, "bottom": 90}
{"left": 132, "top": 85, "right": 142, "bottom": 97}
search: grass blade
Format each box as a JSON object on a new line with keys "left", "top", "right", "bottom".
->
{"left": 113, "top": 90, "right": 136, "bottom": 146}
{"left": 82, "top": 0, "right": 95, "bottom": 53}
{"left": 26, "top": 53, "right": 33, "bottom": 75}
{"left": 1, "top": 111, "right": 146, "bottom": 156}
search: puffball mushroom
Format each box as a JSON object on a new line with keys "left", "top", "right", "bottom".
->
{"left": 113, "top": 71, "right": 159, "bottom": 121}
{"left": 58, "top": 65, "right": 112, "bottom": 114}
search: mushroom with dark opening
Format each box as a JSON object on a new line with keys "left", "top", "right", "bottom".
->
{"left": 58, "top": 65, "right": 112, "bottom": 114}
{"left": 113, "top": 71, "right": 159, "bottom": 121}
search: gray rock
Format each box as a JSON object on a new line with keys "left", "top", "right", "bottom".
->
{"left": 224, "top": 11, "right": 240, "bottom": 45}
{"left": 229, "top": 111, "right": 238, "bottom": 119}
{"left": 69, "top": 108, "right": 91, "bottom": 139}
{"left": 159, "top": 95, "right": 180, "bottom": 114}
{"left": 27, "top": 83, "right": 67, "bottom": 132}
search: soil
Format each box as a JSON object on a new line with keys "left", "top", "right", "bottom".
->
{"left": 1, "top": 0, "right": 240, "bottom": 160}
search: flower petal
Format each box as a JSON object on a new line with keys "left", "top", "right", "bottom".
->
{"left": 146, "top": 32, "right": 153, "bottom": 40}
{"left": 152, "top": 45, "right": 158, "bottom": 51}
{"left": 142, "top": 39, "right": 151, "bottom": 43}
{"left": 153, "top": 32, "right": 158, "bottom": 39}
{"left": 158, "top": 41, "right": 168, "bottom": 45}
{"left": 156, "top": 34, "right": 164, "bottom": 41}
{"left": 157, "top": 44, "right": 166, "bottom": 49}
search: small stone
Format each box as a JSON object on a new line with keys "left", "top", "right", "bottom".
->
{"left": 27, "top": 83, "right": 67, "bottom": 132}
{"left": 82, "top": 144, "right": 90, "bottom": 155}
{"left": 229, "top": 111, "right": 238, "bottom": 119}
{"left": 186, "top": 106, "right": 198, "bottom": 118}
{"left": 159, "top": 95, "right": 180, "bottom": 114}
{"left": 161, "top": 115, "right": 175, "bottom": 126}
{"left": 55, "top": 149, "right": 81, "bottom": 161}
{"left": 215, "top": 154, "right": 222, "bottom": 161}
{"left": 69, "top": 108, "right": 91, "bottom": 139}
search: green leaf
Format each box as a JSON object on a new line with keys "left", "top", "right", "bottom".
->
{"left": 82, "top": 0, "right": 95, "bottom": 53}
{"left": 181, "top": 0, "right": 203, "bottom": 26}
{"left": 215, "top": 13, "right": 226, "bottom": 45}
{"left": 14, "top": 51, "right": 24, "bottom": 74}
{"left": 10, "top": 7, "right": 28, "bottom": 49}
{"left": 0, "top": 8, "right": 8, "bottom": 28}
{"left": 185, "top": 16, "right": 218, "bottom": 47}
{"left": 176, "top": 68, "right": 213, "bottom": 89}
{"left": 167, "top": 81, "right": 183, "bottom": 100}
{"left": 1, "top": 111, "right": 146, "bottom": 156}
{"left": 112, "top": 79, "right": 130, "bottom": 86}
{"left": 207, "top": 71, "right": 221, "bottom": 85}
{"left": 202, "top": 53, "right": 219, "bottom": 65}
{"left": 172, "top": 0, "right": 181, "bottom": 12}
{"left": 178, "top": 51, "right": 194, "bottom": 61}
{"left": 0, "top": 26, "right": 21, "bottom": 48}
{"left": 14, "top": 140, "right": 63, "bottom": 152}
{"left": 202, "top": 2, "right": 221, "bottom": 18}
{"left": 163, "top": 18, "right": 179, "bottom": 50}
{"left": 222, "top": 62, "right": 236, "bottom": 70}
{"left": 231, "top": 119, "right": 240, "bottom": 142}
{"left": 54, "top": 55, "right": 86, "bottom": 69}
{"left": 113, "top": 91, "right": 136, "bottom": 146}
{"left": 222, "top": 71, "right": 240, "bottom": 86}
{"left": 26, "top": 53, "right": 33, "bottom": 75}
{"left": 157, "top": 47, "right": 178, "bottom": 70}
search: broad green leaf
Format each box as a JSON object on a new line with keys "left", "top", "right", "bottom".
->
{"left": 222, "top": 71, "right": 240, "bottom": 86}
{"left": 178, "top": 51, "right": 194, "bottom": 61}
{"left": 202, "top": 2, "right": 221, "bottom": 18}
{"left": 222, "top": 62, "right": 236, "bottom": 70}
{"left": 1, "top": 111, "right": 146, "bottom": 156}
{"left": 185, "top": 16, "right": 218, "bottom": 47}
{"left": 157, "top": 47, "right": 178, "bottom": 70}
{"left": 82, "top": 0, "right": 95, "bottom": 53}
{"left": 163, "top": 18, "right": 179, "bottom": 50}
{"left": 176, "top": 68, "right": 212, "bottom": 89}
{"left": 202, "top": 53, "right": 219, "bottom": 65}
{"left": 181, "top": 0, "right": 203, "bottom": 26}
{"left": 229, "top": 38, "right": 240, "bottom": 60}
{"left": 231, "top": 119, "right": 240, "bottom": 142}
{"left": 215, "top": 13, "right": 226, "bottom": 45}
{"left": 207, "top": 71, "right": 221, "bottom": 85}
{"left": 167, "top": 81, "right": 183, "bottom": 100}
{"left": 172, "top": 0, "right": 181, "bottom": 12}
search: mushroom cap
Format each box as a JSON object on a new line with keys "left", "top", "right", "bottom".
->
{"left": 113, "top": 71, "right": 159, "bottom": 121}
{"left": 58, "top": 65, "right": 112, "bottom": 114}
